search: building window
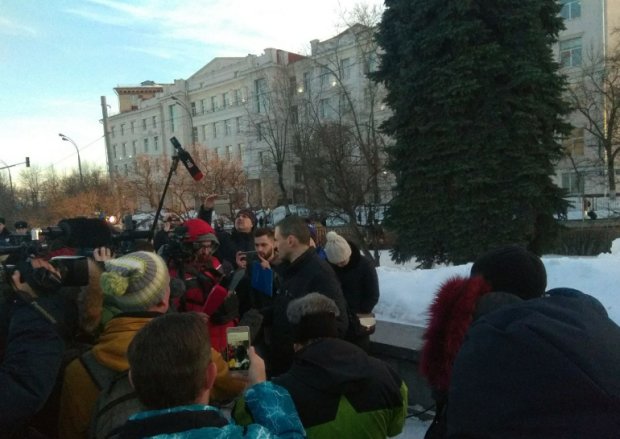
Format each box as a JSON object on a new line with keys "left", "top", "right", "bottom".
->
{"left": 320, "top": 66, "right": 330, "bottom": 87}
{"left": 190, "top": 101, "right": 197, "bottom": 116}
{"left": 200, "top": 99, "right": 205, "bottom": 115}
{"left": 144, "top": 138, "right": 149, "bottom": 153}
{"left": 224, "top": 119, "right": 232, "bottom": 136}
{"left": 120, "top": 124, "right": 125, "bottom": 136}
{"left": 212, "top": 122, "right": 218, "bottom": 138}
{"left": 154, "top": 136, "right": 158, "bottom": 151}
{"left": 169, "top": 105, "right": 176, "bottom": 132}
{"left": 319, "top": 98, "right": 331, "bottom": 118}
{"left": 256, "top": 122, "right": 263, "bottom": 141}
{"left": 561, "top": 0, "right": 581, "bottom": 20}
{"left": 563, "top": 127, "right": 585, "bottom": 156}
{"left": 111, "top": 126, "right": 116, "bottom": 138}
{"left": 236, "top": 116, "right": 243, "bottom": 133}
{"left": 303, "top": 71, "right": 311, "bottom": 93}
{"left": 122, "top": 142, "right": 127, "bottom": 157}
{"left": 114, "top": 164, "right": 119, "bottom": 173}
{"left": 124, "top": 163, "right": 128, "bottom": 176}
{"left": 152, "top": 116, "right": 157, "bottom": 128}
{"left": 341, "top": 58, "right": 352, "bottom": 80}
{"left": 234, "top": 89, "right": 241, "bottom": 105}
{"left": 259, "top": 151, "right": 270, "bottom": 166}
{"left": 211, "top": 96, "right": 217, "bottom": 112}
{"left": 561, "top": 172, "right": 584, "bottom": 194}
{"left": 294, "top": 165, "right": 303, "bottom": 183}
{"left": 255, "top": 78, "right": 267, "bottom": 113}
{"left": 226, "top": 145, "right": 232, "bottom": 160}
{"left": 214, "top": 147, "right": 219, "bottom": 157}
{"left": 238, "top": 143, "right": 245, "bottom": 159}
{"left": 223, "top": 92, "right": 230, "bottom": 108}
{"left": 130, "top": 121, "right": 135, "bottom": 134}
{"left": 560, "top": 37, "right": 582, "bottom": 68}
{"left": 131, "top": 140, "right": 137, "bottom": 157}
{"left": 142, "top": 118, "right": 147, "bottom": 130}
{"left": 113, "top": 144, "right": 117, "bottom": 158}
{"left": 192, "top": 127, "right": 198, "bottom": 143}
{"left": 365, "top": 53, "right": 378, "bottom": 74}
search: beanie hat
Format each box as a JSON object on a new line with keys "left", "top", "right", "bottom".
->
{"left": 324, "top": 231, "right": 352, "bottom": 264}
{"left": 287, "top": 293, "right": 340, "bottom": 343}
{"left": 183, "top": 218, "right": 219, "bottom": 251}
{"left": 100, "top": 251, "right": 170, "bottom": 312}
{"left": 236, "top": 208, "right": 256, "bottom": 227}
{"left": 470, "top": 245, "right": 547, "bottom": 300}
{"left": 14, "top": 220, "right": 28, "bottom": 229}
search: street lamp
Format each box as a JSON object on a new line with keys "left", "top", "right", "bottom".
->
{"left": 58, "top": 133, "right": 84, "bottom": 185}
{"left": 171, "top": 96, "right": 195, "bottom": 144}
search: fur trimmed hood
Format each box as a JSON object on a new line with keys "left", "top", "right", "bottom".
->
{"left": 419, "top": 276, "right": 492, "bottom": 393}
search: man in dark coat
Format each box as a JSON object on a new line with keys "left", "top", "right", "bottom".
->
{"left": 265, "top": 215, "right": 348, "bottom": 376}
{"left": 448, "top": 288, "right": 620, "bottom": 439}
{"left": 198, "top": 195, "right": 255, "bottom": 271}
{"left": 324, "top": 231, "right": 379, "bottom": 350}
{"left": 0, "top": 217, "right": 11, "bottom": 244}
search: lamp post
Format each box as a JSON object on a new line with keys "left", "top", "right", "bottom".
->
{"left": 58, "top": 133, "right": 84, "bottom": 185}
{"left": 171, "top": 96, "right": 195, "bottom": 144}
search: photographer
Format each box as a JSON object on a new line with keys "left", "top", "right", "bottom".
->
{"left": 0, "top": 258, "right": 66, "bottom": 437}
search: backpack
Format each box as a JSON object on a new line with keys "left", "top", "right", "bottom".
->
{"left": 79, "top": 351, "right": 145, "bottom": 439}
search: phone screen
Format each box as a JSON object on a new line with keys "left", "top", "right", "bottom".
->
{"left": 225, "top": 326, "right": 251, "bottom": 371}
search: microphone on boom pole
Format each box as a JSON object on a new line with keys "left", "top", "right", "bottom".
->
{"left": 170, "top": 136, "right": 204, "bottom": 182}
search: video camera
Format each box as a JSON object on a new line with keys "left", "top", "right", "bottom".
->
{"left": 0, "top": 216, "right": 153, "bottom": 291}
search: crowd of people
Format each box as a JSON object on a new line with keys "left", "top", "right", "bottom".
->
{"left": 1, "top": 203, "right": 619, "bottom": 438}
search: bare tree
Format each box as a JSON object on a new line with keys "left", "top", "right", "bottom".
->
{"left": 568, "top": 45, "right": 620, "bottom": 199}
{"left": 294, "top": 18, "right": 390, "bottom": 262}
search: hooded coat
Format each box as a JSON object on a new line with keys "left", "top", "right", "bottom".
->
{"left": 448, "top": 289, "right": 620, "bottom": 438}
{"left": 233, "top": 338, "right": 407, "bottom": 438}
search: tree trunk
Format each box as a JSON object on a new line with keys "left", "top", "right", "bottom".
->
{"left": 607, "top": 150, "right": 617, "bottom": 200}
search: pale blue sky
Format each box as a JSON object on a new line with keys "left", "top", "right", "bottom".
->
{"left": 0, "top": 0, "right": 382, "bottom": 178}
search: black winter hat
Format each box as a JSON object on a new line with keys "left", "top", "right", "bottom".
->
{"left": 14, "top": 220, "right": 28, "bottom": 229}
{"left": 235, "top": 208, "right": 256, "bottom": 227}
{"left": 470, "top": 245, "right": 547, "bottom": 300}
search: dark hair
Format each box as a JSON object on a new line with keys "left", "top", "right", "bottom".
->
{"left": 254, "top": 227, "right": 274, "bottom": 239}
{"left": 128, "top": 313, "right": 212, "bottom": 409}
{"left": 276, "top": 215, "right": 310, "bottom": 245}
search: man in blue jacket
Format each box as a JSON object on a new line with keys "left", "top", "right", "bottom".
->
{"left": 115, "top": 312, "right": 305, "bottom": 438}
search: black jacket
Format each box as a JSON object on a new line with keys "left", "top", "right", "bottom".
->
{"left": 198, "top": 206, "right": 253, "bottom": 270}
{"left": 329, "top": 241, "right": 379, "bottom": 313}
{"left": 270, "top": 338, "right": 407, "bottom": 438}
{"left": 267, "top": 249, "right": 348, "bottom": 376}
{"left": 448, "top": 289, "right": 620, "bottom": 439}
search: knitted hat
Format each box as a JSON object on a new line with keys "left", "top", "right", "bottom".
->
{"left": 470, "top": 245, "right": 547, "bottom": 300}
{"left": 287, "top": 293, "right": 340, "bottom": 343}
{"left": 324, "top": 231, "right": 352, "bottom": 264}
{"left": 100, "top": 251, "right": 170, "bottom": 312}
{"left": 183, "top": 218, "right": 219, "bottom": 251}
{"left": 236, "top": 208, "right": 256, "bottom": 227}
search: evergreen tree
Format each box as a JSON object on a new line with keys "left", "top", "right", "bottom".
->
{"left": 372, "top": 0, "right": 571, "bottom": 266}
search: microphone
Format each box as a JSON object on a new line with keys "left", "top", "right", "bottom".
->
{"left": 170, "top": 137, "right": 204, "bottom": 181}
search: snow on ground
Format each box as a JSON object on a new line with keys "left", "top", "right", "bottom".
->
{"left": 375, "top": 243, "right": 620, "bottom": 327}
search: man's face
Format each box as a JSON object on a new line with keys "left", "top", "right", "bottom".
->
{"left": 235, "top": 213, "right": 253, "bottom": 233}
{"left": 254, "top": 235, "right": 275, "bottom": 261}
{"left": 195, "top": 240, "right": 214, "bottom": 263}
{"left": 274, "top": 227, "right": 291, "bottom": 262}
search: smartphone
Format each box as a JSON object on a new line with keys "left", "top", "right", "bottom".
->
{"left": 225, "top": 326, "right": 251, "bottom": 372}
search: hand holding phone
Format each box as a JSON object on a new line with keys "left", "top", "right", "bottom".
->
{"left": 226, "top": 326, "right": 251, "bottom": 373}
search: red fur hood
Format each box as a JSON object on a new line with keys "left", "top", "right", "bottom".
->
{"left": 419, "top": 276, "right": 492, "bottom": 392}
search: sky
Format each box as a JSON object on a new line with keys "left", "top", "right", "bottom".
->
{"left": 0, "top": 0, "right": 384, "bottom": 181}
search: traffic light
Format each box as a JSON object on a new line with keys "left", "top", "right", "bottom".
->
{"left": 25, "top": 157, "right": 30, "bottom": 167}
